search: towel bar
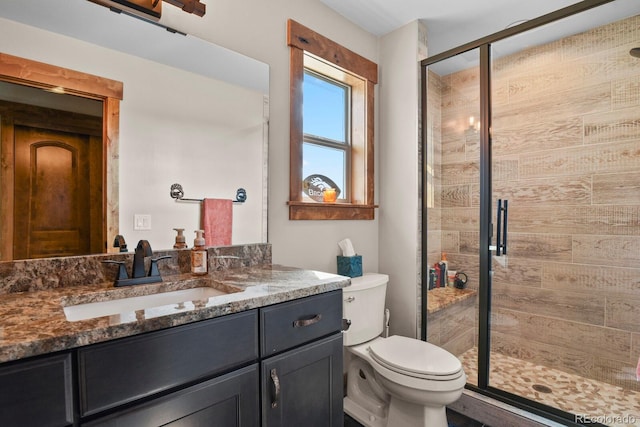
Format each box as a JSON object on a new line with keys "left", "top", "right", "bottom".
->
{"left": 169, "top": 183, "right": 246, "bottom": 203}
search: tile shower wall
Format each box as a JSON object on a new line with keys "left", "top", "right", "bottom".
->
{"left": 429, "top": 15, "right": 640, "bottom": 391}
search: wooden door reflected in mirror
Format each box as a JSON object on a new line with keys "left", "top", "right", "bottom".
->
{"left": 8, "top": 103, "right": 103, "bottom": 259}
{"left": 0, "top": 52, "right": 122, "bottom": 261}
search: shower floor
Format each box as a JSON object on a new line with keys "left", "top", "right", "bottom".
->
{"left": 459, "top": 347, "right": 640, "bottom": 427}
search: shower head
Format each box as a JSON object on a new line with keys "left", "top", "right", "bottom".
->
{"left": 631, "top": 48, "right": 640, "bottom": 58}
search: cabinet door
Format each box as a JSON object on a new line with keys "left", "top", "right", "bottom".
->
{"left": 262, "top": 333, "right": 343, "bottom": 427}
{"left": 85, "top": 364, "right": 259, "bottom": 427}
{"left": 0, "top": 352, "right": 73, "bottom": 427}
{"left": 78, "top": 310, "right": 258, "bottom": 416}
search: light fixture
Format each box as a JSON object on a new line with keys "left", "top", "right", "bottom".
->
{"left": 468, "top": 116, "right": 480, "bottom": 133}
{"left": 88, "top": 0, "right": 206, "bottom": 21}
{"left": 47, "top": 86, "right": 66, "bottom": 94}
{"left": 89, "top": 0, "right": 162, "bottom": 20}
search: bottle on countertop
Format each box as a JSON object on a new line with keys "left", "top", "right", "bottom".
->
{"left": 439, "top": 252, "right": 448, "bottom": 287}
{"left": 441, "top": 252, "right": 449, "bottom": 270}
{"left": 173, "top": 228, "right": 187, "bottom": 249}
{"left": 191, "top": 230, "right": 207, "bottom": 275}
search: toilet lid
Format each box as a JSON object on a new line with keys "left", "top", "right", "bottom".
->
{"left": 369, "top": 336, "right": 462, "bottom": 377}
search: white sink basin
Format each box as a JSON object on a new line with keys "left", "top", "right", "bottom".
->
{"left": 63, "top": 287, "right": 230, "bottom": 321}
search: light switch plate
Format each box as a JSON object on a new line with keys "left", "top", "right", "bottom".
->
{"left": 134, "top": 214, "right": 151, "bottom": 230}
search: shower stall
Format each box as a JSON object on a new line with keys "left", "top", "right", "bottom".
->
{"left": 421, "top": 1, "right": 640, "bottom": 425}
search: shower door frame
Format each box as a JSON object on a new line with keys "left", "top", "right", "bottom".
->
{"left": 420, "top": 0, "right": 617, "bottom": 424}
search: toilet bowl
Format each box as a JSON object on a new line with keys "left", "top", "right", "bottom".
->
{"left": 343, "top": 274, "right": 466, "bottom": 427}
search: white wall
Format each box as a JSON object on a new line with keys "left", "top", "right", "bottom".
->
{"left": 118, "top": 67, "right": 265, "bottom": 249}
{"left": 164, "top": 0, "right": 381, "bottom": 274}
{"left": 3, "top": 1, "right": 418, "bottom": 327}
{"left": 0, "top": 17, "right": 265, "bottom": 251}
{"left": 378, "top": 21, "right": 423, "bottom": 338}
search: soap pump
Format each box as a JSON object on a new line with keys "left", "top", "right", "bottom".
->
{"left": 173, "top": 228, "right": 187, "bottom": 249}
{"left": 191, "top": 230, "right": 207, "bottom": 275}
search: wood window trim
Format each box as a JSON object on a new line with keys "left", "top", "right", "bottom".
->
{"left": 0, "top": 52, "right": 123, "bottom": 260}
{"left": 287, "top": 19, "right": 378, "bottom": 220}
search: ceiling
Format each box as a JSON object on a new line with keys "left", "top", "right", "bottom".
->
{"left": 319, "top": 0, "right": 628, "bottom": 56}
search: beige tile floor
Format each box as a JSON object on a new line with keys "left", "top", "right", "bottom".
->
{"left": 459, "top": 347, "right": 640, "bottom": 427}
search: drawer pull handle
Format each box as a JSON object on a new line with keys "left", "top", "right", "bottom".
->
{"left": 293, "top": 314, "right": 322, "bottom": 328}
{"left": 345, "top": 296, "right": 355, "bottom": 303}
{"left": 270, "top": 368, "right": 280, "bottom": 408}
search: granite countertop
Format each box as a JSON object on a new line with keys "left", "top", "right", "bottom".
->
{"left": 0, "top": 264, "right": 350, "bottom": 364}
{"left": 426, "top": 287, "right": 477, "bottom": 314}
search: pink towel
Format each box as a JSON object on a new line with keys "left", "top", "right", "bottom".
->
{"left": 201, "top": 198, "right": 233, "bottom": 246}
{"left": 636, "top": 355, "right": 640, "bottom": 381}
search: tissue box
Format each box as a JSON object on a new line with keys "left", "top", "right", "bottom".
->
{"left": 337, "top": 255, "right": 362, "bottom": 278}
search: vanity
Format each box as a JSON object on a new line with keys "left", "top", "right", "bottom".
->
{"left": 0, "top": 244, "right": 348, "bottom": 426}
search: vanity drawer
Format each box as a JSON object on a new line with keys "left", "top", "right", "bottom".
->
{"left": 85, "top": 364, "right": 259, "bottom": 427}
{"left": 0, "top": 352, "right": 73, "bottom": 427}
{"left": 78, "top": 310, "right": 258, "bottom": 417}
{"left": 260, "top": 290, "right": 342, "bottom": 356}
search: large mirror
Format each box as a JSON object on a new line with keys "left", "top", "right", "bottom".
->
{"left": 0, "top": 0, "right": 269, "bottom": 260}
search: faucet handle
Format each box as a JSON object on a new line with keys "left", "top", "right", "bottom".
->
{"left": 149, "top": 255, "right": 172, "bottom": 277}
{"left": 102, "top": 260, "right": 129, "bottom": 281}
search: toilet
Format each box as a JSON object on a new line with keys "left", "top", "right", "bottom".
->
{"left": 343, "top": 273, "right": 466, "bottom": 427}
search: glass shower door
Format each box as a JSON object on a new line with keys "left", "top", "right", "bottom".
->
{"left": 423, "top": 48, "right": 482, "bottom": 385}
{"left": 488, "top": 7, "right": 640, "bottom": 424}
{"left": 423, "top": 1, "right": 640, "bottom": 425}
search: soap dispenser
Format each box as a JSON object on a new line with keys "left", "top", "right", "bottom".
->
{"left": 173, "top": 228, "right": 187, "bottom": 249}
{"left": 191, "top": 230, "right": 207, "bottom": 275}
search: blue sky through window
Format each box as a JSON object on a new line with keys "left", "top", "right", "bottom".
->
{"left": 302, "top": 70, "right": 349, "bottom": 198}
{"left": 303, "top": 71, "right": 347, "bottom": 142}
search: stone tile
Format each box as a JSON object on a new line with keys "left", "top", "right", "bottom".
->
{"left": 573, "top": 235, "right": 640, "bottom": 268}
{"left": 459, "top": 347, "right": 640, "bottom": 427}
{"left": 492, "top": 282, "right": 604, "bottom": 325}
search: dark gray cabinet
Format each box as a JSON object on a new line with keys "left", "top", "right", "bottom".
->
{"left": 260, "top": 290, "right": 344, "bottom": 427}
{"left": 0, "top": 290, "right": 343, "bottom": 427}
{"left": 260, "top": 290, "right": 343, "bottom": 356}
{"left": 85, "top": 364, "right": 259, "bottom": 427}
{"left": 261, "top": 334, "right": 343, "bottom": 427}
{"left": 0, "top": 352, "right": 74, "bottom": 427}
{"left": 78, "top": 310, "right": 258, "bottom": 417}
{"left": 80, "top": 309, "right": 259, "bottom": 425}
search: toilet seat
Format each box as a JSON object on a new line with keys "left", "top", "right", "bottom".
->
{"left": 369, "top": 336, "right": 463, "bottom": 381}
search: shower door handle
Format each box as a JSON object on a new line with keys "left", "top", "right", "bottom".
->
{"left": 496, "top": 199, "right": 502, "bottom": 256}
{"left": 502, "top": 200, "right": 508, "bottom": 255}
{"left": 493, "top": 199, "right": 509, "bottom": 256}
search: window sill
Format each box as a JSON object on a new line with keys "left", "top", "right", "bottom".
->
{"left": 288, "top": 201, "right": 378, "bottom": 220}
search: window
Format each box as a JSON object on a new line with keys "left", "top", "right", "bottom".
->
{"left": 303, "top": 68, "right": 350, "bottom": 202}
{"left": 287, "top": 20, "right": 378, "bottom": 220}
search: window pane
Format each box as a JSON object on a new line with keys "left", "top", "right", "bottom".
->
{"left": 303, "top": 71, "right": 347, "bottom": 143}
{"left": 302, "top": 142, "right": 346, "bottom": 200}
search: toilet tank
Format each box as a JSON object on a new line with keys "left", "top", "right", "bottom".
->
{"left": 343, "top": 273, "right": 388, "bottom": 346}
